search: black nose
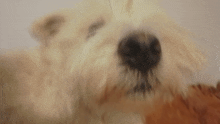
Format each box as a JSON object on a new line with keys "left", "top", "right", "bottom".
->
{"left": 118, "top": 32, "right": 161, "bottom": 73}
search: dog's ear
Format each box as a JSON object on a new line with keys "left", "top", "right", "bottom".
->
{"left": 30, "top": 12, "right": 66, "bottom": 47}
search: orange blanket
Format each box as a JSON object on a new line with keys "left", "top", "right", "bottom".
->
{"left": 146, "top": 83, "right": 220, "bottom": 124}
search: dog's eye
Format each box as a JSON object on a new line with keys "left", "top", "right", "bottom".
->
{"left": 87, "top": 20, "right": 105, "bottom": 39}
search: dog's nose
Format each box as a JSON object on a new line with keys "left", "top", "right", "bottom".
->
{"left": 118, "top": 32, "right": 161, "bottom": 73}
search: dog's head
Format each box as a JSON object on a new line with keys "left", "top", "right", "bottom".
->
{"left": 30, "top": 0, "right": 206, "bottom": 100}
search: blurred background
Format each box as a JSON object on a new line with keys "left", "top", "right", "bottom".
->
{"left": 0, "top": 0, "right": 219, "bottom": 82}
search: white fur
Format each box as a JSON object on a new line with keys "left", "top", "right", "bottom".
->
{"left": 0, "top": 0, "right": 210, "bottom": 123}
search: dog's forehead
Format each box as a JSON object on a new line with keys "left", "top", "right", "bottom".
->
{"left": 86, "top": 0, "right": 162, "bottom": 28}
{"left": 75, "top": 0, "right": 162, "bottom": 26}
{"left": 109, "top": 0, "right": 161, "bottom": 21}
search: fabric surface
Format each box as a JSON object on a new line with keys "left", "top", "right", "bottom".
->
{"left": 146, "top": 82, "right": 220, "bottom": 124}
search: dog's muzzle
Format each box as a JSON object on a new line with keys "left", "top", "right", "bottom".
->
{"left": 117, "top": 32, "right": 161, "bottom": 73}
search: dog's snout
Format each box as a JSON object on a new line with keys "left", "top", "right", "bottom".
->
{"left": 118, "top": 32, "right": 161, "bottom": 72}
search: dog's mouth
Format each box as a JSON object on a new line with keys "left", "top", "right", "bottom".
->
{"left": 132, "top": 76, "right": 152, "bottom": 93}
{"left": 126, "top": 71, "right": 160, "bottom": 94}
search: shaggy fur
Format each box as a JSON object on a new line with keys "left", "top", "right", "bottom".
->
{"left": 0, "top": 0, "right": 215, "bottom": 123}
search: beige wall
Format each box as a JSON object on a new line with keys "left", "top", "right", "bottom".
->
{"left": 0, "top": 0, "right": 219, "bottom": 81}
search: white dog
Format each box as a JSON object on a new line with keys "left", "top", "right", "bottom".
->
{"left": 0, "top": 0, "right": 209, "bottom": 123}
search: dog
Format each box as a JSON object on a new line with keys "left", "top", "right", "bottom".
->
{"left": 0, "top": 0, "right": 210, "bottom": 123}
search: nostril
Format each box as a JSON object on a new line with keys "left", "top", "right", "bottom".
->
{"left": 149, "top": 36, "right": 161, "bottom": 55}
{"left": 118, "top": 35, "right": 141, "bottom": 57}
